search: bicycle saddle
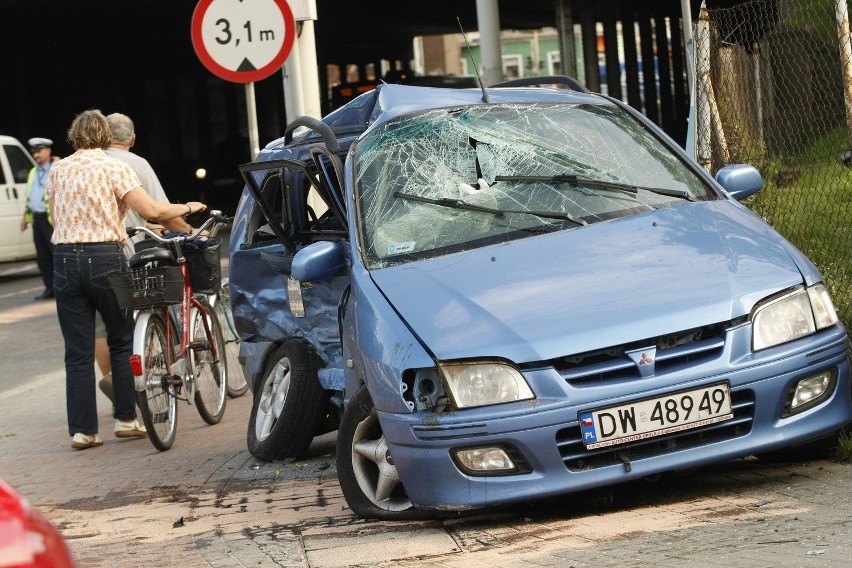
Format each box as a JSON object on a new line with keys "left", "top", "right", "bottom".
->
{"left": 128, "top": 246, "right": 175, "bottom": 268}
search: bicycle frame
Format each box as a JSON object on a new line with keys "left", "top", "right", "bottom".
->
{"left": 168, "top": 245, "right": 217, "bottom": 402}
{"left": 128, "top": 213, "right": 227, "bottom": 396}
{"left": 126, "top": 210, "right": 234, "bottom": 450}
{"left": 130, "top": 256, "right": 217, "bottom": 401}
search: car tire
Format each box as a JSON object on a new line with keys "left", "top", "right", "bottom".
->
{"left": 247, "top": 340, "right": 328, "bottom": 461}
{"left": 336, "top": 387, "right": 422, "bottom": 520}
{"left": 755, "top": 430, "right": 839, "bottom": 463}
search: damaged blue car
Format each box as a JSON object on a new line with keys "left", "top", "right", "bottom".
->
{"left": 229, "top": 77, "right": 851, "bottom": 520}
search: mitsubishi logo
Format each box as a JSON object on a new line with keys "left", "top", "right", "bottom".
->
{"left": 626, "top": 346, "right": 657, "bottom": 377}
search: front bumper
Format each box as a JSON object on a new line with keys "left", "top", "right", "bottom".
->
{"left": 379, "top": 327, "right": 851, "bottom": 511}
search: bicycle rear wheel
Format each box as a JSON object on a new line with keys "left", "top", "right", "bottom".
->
{"left": 190, "top": 299, "right": 227, "bottom": 424}
{"left": 135, "top": 312, "right": 178, "bottom": 451}
{"left": 216, "top": 280, "right": 249, "bottom": 397}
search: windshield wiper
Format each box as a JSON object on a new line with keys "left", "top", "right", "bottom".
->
{"left": 394, "top": 191, "right": 588, "bottom": 226}
{"left": 494, "top": 174, "right": 693, "bottom": 201}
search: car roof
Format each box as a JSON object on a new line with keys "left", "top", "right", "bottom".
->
{"left": 0, "top": 134, "right": 25, "bottom": 144}
{"left": 262, "top": 80, "right": 612, "bottom": 158}
{"left": 372, "top": 82, "right": 605, "bottom": 122}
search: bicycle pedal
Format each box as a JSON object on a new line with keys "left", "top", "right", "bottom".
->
{"left": 189, "top": 340, "right": 210, "bottom": 351}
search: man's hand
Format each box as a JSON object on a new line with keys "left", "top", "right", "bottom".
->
{"left": 185, "top": 202, "right": 208, "bottom": 216}
{"left": 20, "top": 218, "right": 27, "bottom": 232}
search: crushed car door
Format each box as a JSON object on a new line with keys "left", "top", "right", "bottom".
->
{"left": 233, "top": 123, "right": 350, "bottom": 385}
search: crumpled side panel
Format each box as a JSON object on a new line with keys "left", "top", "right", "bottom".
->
{"left": 229, "top": 237, "right": 348, "bottom": 392}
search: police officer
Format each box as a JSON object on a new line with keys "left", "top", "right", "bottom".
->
{"left": 20, "top": 137, "right": 57, "bottom": 300}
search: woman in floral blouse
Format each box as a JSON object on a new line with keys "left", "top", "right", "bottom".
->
{"left": 45, "top": 109, "right": 207, "bottom": 450}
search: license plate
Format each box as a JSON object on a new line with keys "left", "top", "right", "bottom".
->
{"left": 579, "top": 383, "right": 733, "bottom": 450}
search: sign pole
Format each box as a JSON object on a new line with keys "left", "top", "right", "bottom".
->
{"left": 245, "top": 83, "right": 260, "bottom": 160}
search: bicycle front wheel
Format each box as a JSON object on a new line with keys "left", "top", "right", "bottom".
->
{"left": 216, "top": 280, "right": 249, "bottom": 397}
{"left": 135, "top": 312, "right": 178, "bottom": 451}
{"left": 190, "top": 299, "right": 227, "bottom": 424}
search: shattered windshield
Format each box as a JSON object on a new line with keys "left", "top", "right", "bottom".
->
{"left": 355, "top": 103, "right": 713, "bottom": 268}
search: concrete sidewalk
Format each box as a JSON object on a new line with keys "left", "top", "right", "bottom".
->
{"left": 1, "top": 364, "right": 851, "bottom": 567}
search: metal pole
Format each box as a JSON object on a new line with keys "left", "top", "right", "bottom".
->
{"left": 696, "top": 3, "right": 712, "bottom": 170}
{"left": 475, "top": 0, "right": 503, "bottom": 86}
{"left": 555, "top": 0, "right": 577, "bottom": 77}
{"left": 531, "top": 29, "right": 541, "bottom": 75}
{"left": 282, "top": 33, "right": 305, "bottom": 125}
{"left": 297, "top": 19, "right": 322, "bottom": 120}
{"left": 753, "top": 41, "right": 764, "bottom": 144}
{"left": 682, "top": 0, "right": 697, "bottom": 158}
{"left": 836, "top": 0, "right": 852, "bottom": 150}
{"left": 681, "top": 0, "right": 695, "bottom": 103}
{"left": 245, "top": 83, "right": 260, "bottom": 160}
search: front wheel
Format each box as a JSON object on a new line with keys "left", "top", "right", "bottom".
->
{"left": 190, "top": 300, "right": 227, "bottom": 424}
{"left": 336, "top": 387, "right": 420, "bottom": 520}
{"left": 135, "top": 312, "right": 178, "bottom": 451}
{"left": 215, "top": 280, "right": 249, "bottom": 398}
{"left": 247, "top": 340, "right": 328, "bottom": 461}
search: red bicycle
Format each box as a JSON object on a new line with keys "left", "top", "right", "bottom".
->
{"left": 109, "top": 211, "right": 232, "bottom": 451}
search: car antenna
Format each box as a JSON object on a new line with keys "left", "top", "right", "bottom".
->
{"left": 457, "top": 17, "right": 490, "bottom": 103}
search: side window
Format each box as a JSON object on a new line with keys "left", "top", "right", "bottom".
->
{"left": 307, "top": 186, "right": 328, "bottom": 220}
{"left": 245, "top": 172, "right": 284, "bottom": 246}
{"left": 4, "top": 144, "right": 35, "bottom": 183}
{"left": 239, "top": 157, "right": 347, "bottom": 251}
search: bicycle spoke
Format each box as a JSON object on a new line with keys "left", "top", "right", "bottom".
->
{"left": 217, "top": 282, "right": 249, "bottom": 397}
{"left": 135, "top": 314, "right": 178, "bottom": 451}
{"left": 191, "top": 301, "right": 227, "bottom": 424}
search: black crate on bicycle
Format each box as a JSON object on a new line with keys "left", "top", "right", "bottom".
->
{"left": 107, "top": 265, "right": 184, "bottom": 310}
{"left": 180, "top": 236, "right": 222, "bottom": 293}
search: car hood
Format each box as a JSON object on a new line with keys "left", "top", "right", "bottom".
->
{"left": 368, "top": 201, "right": 805, "bottom": 363}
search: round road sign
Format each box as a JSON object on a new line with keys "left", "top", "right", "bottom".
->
{"left": 191, "top": 0, "right": 296, "bottom": 83}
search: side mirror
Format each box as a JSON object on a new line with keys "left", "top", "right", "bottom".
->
{"left": 291, "top": 240, "right": 348, "bottom": 282}
{"left": 715, "top": 164, "right": 763, "bottom": 201}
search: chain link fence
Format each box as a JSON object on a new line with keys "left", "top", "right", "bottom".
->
{"left": 695, "top": 0, "right": 852, "bottom": 330}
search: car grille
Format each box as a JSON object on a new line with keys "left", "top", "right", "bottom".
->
{"left": 555, "top": 389, "right": 756, "bottom": 472}
{"left": 549, "top": 321, "right": 736, "bottom": 387}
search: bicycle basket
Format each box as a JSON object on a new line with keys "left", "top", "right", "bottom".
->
{"left": 107, "top": 265, "right": 184, "bottom": 310}
{"left": 182, "top": 236, "right": 222, "bottom": 293}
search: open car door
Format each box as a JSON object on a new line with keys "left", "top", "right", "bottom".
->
{"left": 237, "top": 116, "right": 348, "bottom": 252}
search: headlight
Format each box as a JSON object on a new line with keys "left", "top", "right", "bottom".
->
{"left": 808, "top": 284, "right": 840, "bottom": 329}
{"left": 782, "top": 370, "right": 836, "bottom": 417}
{"left": 439, "top": 361, "right": 534, "bottom": 409}
{"left": 452, "top": 444, "right": 532, "bottom": 475}
{"left": 752, "top": 284, "right": 839, "bottom": 351}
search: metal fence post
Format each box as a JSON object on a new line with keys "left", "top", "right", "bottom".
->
{"left": 836, "top": 0, "right": 852, "bottom": 151}
{"left": 696, "top": 3, "right": 712, "bottom": 170}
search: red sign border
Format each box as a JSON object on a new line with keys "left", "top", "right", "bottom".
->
{"left": 191, "top": 0, "right": 296, "bottom": 83}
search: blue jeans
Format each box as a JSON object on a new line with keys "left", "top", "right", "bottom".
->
{"left": 54, "top": 243, "right": 137, "bottom": 436}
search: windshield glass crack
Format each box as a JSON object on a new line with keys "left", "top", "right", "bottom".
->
{"left": 355, "top": 103, "right": 712, "bottom": 268}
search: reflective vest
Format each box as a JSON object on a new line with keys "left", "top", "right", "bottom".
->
{"left": 24, "top": 166, "right": 52, "bottom": 225}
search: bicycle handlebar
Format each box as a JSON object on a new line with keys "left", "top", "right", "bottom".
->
{"left": 127, "top": 209, "right": 234, "bottom": 243}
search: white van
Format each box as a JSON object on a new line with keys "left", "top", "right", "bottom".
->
{"left": 0, "top": 135, "right": 37, "bottom": 262}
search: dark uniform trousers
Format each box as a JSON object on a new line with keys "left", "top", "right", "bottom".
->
{"left": 32, "top": 212, "right": 55, "bottom": 293}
